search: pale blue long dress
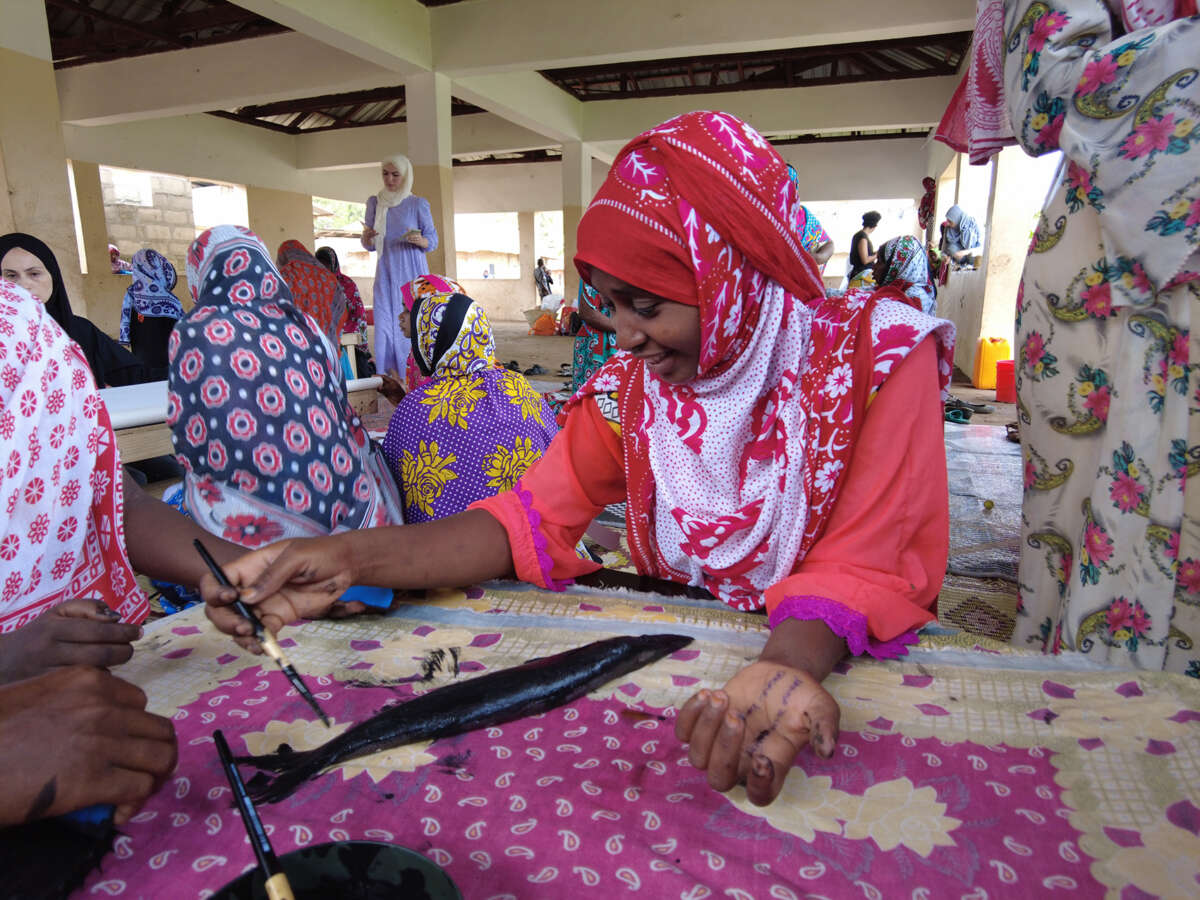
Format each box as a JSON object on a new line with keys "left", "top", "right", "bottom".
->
{"left": 363, "top": 194, "right": 439, "bottom": 375}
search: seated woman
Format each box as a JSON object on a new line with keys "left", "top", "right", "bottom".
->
{"left": 572, "top": 282, "right": 618, "bottom": 392}
{"left": 786, "top": 166, "right": 835, "bottom": 270}
{"left": 400, "top": 274, "right": 464, "bottom": 392}
{"left": 0, "top": 277, "right": 246, "bottom": 823}
{"left": 0, "top": 233, "right": 150, "bottom": 387}
{"left": 873, "top": 235, "right": 938, "bottom": 315}
{"left": 276, "top": 239, "right": 348, "bottom": 348}
{"left": 381, "top": 283, "right": 558, "bottom": 523}
{"left": 168, "top": 226, "right": 403, "bottom": 548}
{"left": 846, "top": 210, "right": 881, "bottom": 287}
{"left": 201, "top": 112, "right": 954, "bottom": 807}
{"left": 120, "top": 247, "right": 185, "bottom": 380}
{"left": 315, "top": 245, "right": 371, "bottom": 377}
{"left": 940, "top": 204, "right": 983, "bottom": 263}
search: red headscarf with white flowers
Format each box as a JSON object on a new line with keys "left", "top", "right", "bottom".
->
{"left": 568, "top": 111, "right": 954, "bottom": 609}
{"left": 0, "top": 280, "right": 146, "bottom": 632}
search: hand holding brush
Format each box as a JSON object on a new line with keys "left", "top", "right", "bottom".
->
{"left": 194, "top": 540, "right": 331, "bottom": 727}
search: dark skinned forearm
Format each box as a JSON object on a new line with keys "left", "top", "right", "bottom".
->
{"left": 348, "top": 508, "right": 517, "bottom": 589}
{"left": 121, "top": 471, "right": 243, "bottom": 587}
{"left": 757, "top": 617, "right": 848, "bottom": 683}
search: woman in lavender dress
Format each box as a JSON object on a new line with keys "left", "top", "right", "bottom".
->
{"left": 381, "top": 286, "right": 558, "bottom": 523}
{"left": 361, "top": 153, "right": 439, "bottom": 376}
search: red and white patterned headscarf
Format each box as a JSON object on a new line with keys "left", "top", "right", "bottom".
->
{"left": 0, "top": 281, "right": 146, "bottom": 632}
{"left": 569, "top": 111, "right": 953, "bottom": 609}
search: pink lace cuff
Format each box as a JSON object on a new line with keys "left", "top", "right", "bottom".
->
{"left": 768, "top": 594, "right": 918, "bottom": 660}
{"left": 513, "top": 482, "right": 572, "bottom": 592}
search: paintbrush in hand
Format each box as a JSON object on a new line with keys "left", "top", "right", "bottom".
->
{"left": 194, "top": 539, "right": 332, "bottom": 727}
{"left": 214, "top": 729, "right": 295, "bottom": 900}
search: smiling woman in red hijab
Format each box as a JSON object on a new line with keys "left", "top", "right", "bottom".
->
{"left": 199, "top": 111, "right": 955, "bottom": 807}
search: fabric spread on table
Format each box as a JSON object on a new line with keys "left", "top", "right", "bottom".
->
{"left": 78, "top": 586, "right": 1200, "bottom": 899}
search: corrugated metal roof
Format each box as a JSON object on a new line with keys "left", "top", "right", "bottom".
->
{"left": 46, "top": 0, "right": 287, "bottom": 68}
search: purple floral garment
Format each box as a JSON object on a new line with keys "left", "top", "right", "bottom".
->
{"left": 382, "top": 289, "right": 558, "bottom": 523}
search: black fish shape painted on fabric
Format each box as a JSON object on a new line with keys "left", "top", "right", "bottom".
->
{"left": 240, "top": 633, "right": 692, "bottom": 804}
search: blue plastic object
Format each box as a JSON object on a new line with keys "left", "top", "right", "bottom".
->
{"left": 337, "top": 585, "right": 393, "bottom": 609}
{"left": 61, "top": 803, "right": 113, "bottom": 827}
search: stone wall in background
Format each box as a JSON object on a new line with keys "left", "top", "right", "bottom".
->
{"left": 100, "top": 167, "right": 196, "bottom": 264}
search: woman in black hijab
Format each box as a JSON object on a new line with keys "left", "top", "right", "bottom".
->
{"left": 0, "top": 233, "right": 150, "bottom": 387}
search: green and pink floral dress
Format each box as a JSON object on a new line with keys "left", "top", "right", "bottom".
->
{"left": 998, "top": 0, "right": 1200, "bottom": 673}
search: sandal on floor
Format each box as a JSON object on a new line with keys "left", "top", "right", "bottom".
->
{"left": 945, "top": 407, "right": 972, "bottom": 424}
{"left": 1006, "top": 421, "right": 1020, "bottom": 443}
{"left": 946, "top": 395, "right": 996, "bottom": 415}
{"left": 523, "top": 364, "right": 548, "bottom": 376}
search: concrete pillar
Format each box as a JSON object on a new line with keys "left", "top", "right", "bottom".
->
{"left": 246, "top": 185, "right": 314, "bottom": 255}
{"left": 405, "top": 70, "right": 456, "bottom": 278}
{"left": 561, "top": 141, "right": 591, "bottom": 304}
{"left": 0, "top": 1, "right": 86, "bottom": 311}
{"left": 978, "top": 146, "right": 1044, "bottom": 349}
{"left": 518, "top": 210, "right": 535, "bottom": 307}
{"left": 72, "top": 160, "right": 128, "bottom": 335}
{"left": 0, "top": 147, "right": 14, "bottom": 235}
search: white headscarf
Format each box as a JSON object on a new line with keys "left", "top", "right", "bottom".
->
{"left": 373, "top": 153, "right": 414, "bottom": 247}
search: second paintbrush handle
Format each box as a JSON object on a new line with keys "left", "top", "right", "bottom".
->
{"left": 263, "top": 872, "right": 296, "bottom": 900}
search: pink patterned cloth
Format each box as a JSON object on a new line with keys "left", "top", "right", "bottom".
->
{"left": 0, "top": 281, "right": 146, "bottom": 632}
{"left": 1111, "top": 0, "right": 1197, "bottom": 29}
{"left": 71, "top": 594, "right": 1200, "bottom": 898}
{"left": 935, "top": 0, "right": 1016, "bottom": 164}
{"left": 78, "top": 654, "right": 1103, "bottom": 898}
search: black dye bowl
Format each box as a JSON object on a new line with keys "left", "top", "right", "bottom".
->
{"left": 209, "top": 840, "right": 462, "bottom": 900}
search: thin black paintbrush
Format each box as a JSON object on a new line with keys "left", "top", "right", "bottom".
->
{"left": 194, "top": 539, "right": 332, "bottom": 727}
{"left": 213, "top": 729, "right": 296, "bottom": 900}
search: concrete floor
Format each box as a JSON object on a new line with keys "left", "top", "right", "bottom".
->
{"left": 492, "top": 323, "right": 575, "bottom": 373}
{"left": 946, "top": 381, "right": 1017, "bottom": 427}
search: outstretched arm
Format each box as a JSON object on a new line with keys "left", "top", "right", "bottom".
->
{"left": 676, "top": 336, "right": 947, "bottom": 805}
{"left": 812, "top": 238, "right": 835, "bottom": 267}
{"left": 121, "top": 470, "right": 243, "bottom": 587}
{"left": 202, "top": 509, "right": 515, "bottom": 640}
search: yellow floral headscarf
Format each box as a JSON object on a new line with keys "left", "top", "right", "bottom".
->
{"left": 412, "top": 289, "right": 496, "bottom": 379}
